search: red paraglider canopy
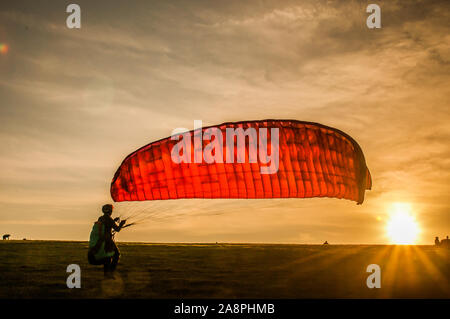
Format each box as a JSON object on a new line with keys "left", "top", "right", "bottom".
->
{"left": 111, "top": 120, "right": 371, "bottom": 204}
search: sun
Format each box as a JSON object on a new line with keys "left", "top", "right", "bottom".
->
{"left": 386, "top": 203, "right": 420, "bottom": 245}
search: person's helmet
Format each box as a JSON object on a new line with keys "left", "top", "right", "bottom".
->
{"left": 102, "top": 204, "right": 113, "bottom": 214}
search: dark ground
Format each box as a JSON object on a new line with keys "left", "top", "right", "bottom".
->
{"left": 0, "top": 241, "right": 448, "bottom": 298}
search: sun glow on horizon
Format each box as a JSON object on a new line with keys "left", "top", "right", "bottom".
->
{"left": 386, "top": 203, "right": 421, "bottom": 245}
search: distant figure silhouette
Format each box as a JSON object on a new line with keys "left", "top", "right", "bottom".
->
{"left": 435, "top": 236, "right": 440, "bottom": 246}
{"left": 2, "top": 234, "right": 10, "bottom": 240}
{"left": 323, "top": 241, "right": 329, "bottom": 245}
{"left": 441, "top": 236, "right": 450, "bottom": 248}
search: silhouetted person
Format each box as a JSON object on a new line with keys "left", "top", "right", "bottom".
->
{"left": 435, "top": 236, "right": 440, "bottom": 246}
{"left": 442, "top": 236, "right": 450, "bottom": 248}
{"left": 88, "top": 204, "right": 126, "bottom": 278}
{"left": 323, "top": 241, "right": 329, "bottom": 245}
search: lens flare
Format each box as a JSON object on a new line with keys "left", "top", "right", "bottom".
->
{"left": 0, "top": 43, "right": 9, "bottom": 54}
{"left": 386, "top": 203, "right": 420, "bottom": 245}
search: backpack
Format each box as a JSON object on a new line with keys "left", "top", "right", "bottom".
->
{"left": 88, "top": 221, "right": 115, "bottom": 261}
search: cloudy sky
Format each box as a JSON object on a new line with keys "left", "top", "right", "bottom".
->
{"left": 0, "top": 0, "right": 448, "bottom": 244}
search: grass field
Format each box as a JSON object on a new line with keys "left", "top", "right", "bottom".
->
{"left": 0, "top": 241, "right": 448, "bottom": 299}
